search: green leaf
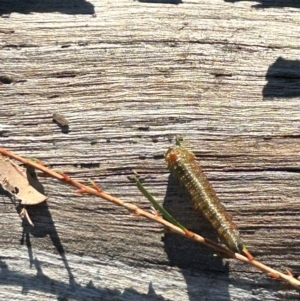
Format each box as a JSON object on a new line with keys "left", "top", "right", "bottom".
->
{"left": 132, "top": 175, "right": 186, "bottom": 231}
{"left": 175, "top": 138, "right": 181, "bottom": 146}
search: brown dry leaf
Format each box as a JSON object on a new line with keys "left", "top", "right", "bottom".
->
{"left": 0, "top": 154, "right": 47, "bottom": 205}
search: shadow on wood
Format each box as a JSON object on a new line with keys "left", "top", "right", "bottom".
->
{"left": 0, "top": 170, "right": 173, "bottom": 300}
{"left": 0, "top": 0, "right": 95, "bottom": 15}
{"left": 223, "top": 0, "right": 300, "bottom": 8}
{"left": 263, "top": 57, "right": 300, "bottom": 99}
{"left": 0, "top": 256, "right": 171, "bottom": 300}
{"left": 163, "top": 175, "right": 231, "bottom": 301}
{"left": 136, "top": 0, "right": 182, "bottom": 4}
{"left": 21, "top": 201, "right": 76, "bottom": 282}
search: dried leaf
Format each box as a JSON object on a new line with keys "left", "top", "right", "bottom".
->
{"left": 0, "top": 155, "right": 47, "bottom": 205}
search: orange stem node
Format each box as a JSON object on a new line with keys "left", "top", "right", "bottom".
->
{"left": 91, "top": 180, "right": 102, "bottom": 192}
{"left": 268, "top": 272, "right": 281, "bottom": 279}
{"left": 243, "top": 249, "right": 254, "bottom": 261}
{"left": 61, "top": 172, "right": 71, "bottom": 181}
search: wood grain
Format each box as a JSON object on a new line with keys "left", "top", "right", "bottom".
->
{"left": 1, "top": 0, "right": 300, "bottom": 300}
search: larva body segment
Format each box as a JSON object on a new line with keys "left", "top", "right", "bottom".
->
{"left": 165, "top": 145, "right": 245, "bottom": 254}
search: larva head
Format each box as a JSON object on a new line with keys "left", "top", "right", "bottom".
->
{"left": 165, "top": 145, "right": 195, "bottom": 169}
{"left": 165, "top": 147, "right": 179, "bottom": 169}
{"left": 166, "top": 148, "right": 178, "bottom": 161}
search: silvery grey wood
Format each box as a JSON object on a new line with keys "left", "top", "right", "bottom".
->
{"left": 0, "top": 0, "right": 300, "bottom": 300}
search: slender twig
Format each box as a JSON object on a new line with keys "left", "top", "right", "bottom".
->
{"left": 0, "top": 147, "right": 299, "bottom": 290}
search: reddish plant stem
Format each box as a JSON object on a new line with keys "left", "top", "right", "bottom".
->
{"left": 0, "top": 147, "right": 299, "bottom": 290}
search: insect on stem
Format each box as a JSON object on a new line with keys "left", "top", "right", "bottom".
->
{"left": 165, "top": 142, "right": 252, "bottom": 258}
{"left": 1, "top": 146, "right": 300, "bottom": 290}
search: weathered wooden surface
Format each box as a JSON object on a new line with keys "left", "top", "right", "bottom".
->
{"left": 1, "top": 0, "right": 300, "bottom": 300}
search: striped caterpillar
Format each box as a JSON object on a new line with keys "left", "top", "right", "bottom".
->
{"left": 165, "top": 143, "right": 249, "bottom": 255}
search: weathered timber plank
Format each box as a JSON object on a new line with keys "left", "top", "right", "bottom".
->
{"left": 0, "top": 0, "right": 300, "bottom": 300}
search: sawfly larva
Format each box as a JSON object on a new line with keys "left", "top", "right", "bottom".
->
{"left": 165, "top": 143, "right": 249, "bottom": 255}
